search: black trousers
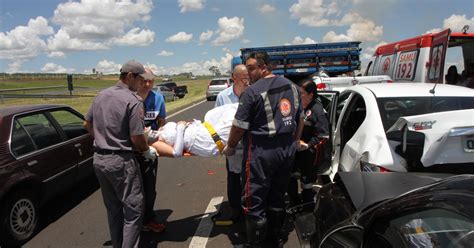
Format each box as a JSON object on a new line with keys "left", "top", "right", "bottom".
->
{"left": 226, "top": 158, "right": 242, "bottom": 212}
{"left": 136, "top": 155, "right": 158, "bottom": 222}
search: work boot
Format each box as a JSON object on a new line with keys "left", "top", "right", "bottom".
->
{"left": 266, "top": 210, "right": 286, "bottom": 248}
{"left": 245, "top": 217, "right": 267, "bottom": 247}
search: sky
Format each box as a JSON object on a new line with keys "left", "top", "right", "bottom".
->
{"left": 0, "top": 0, "right": 473, "bottom": 76}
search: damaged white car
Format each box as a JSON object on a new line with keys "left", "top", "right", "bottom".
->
{"left": 323, "top": 83, "right": 474, "bottom": 177}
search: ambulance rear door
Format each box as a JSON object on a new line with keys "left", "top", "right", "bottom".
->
{"left": 427, "top": 29, "right": 451, "bottom": 83}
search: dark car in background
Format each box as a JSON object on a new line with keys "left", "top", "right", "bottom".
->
{"left": 0, "top": 105, "right": 94, "bottom": 247}
{"left": 206, "top": 77, "right": 233, "bottom": 101}
{"left": 290, "top": 172, "right": 474, "bottom": 248}
{"left": 153, "top": 85, "right": 176, "bottom": 102}
{"left": 156, "top": 81, "right": 188, "bottom": 99}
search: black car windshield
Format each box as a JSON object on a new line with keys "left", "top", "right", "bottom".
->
{"left": 210, "top": 80, "right": 227, "bottom": 85}
{"left": 377, "top": 96, "right": 474, "bottom": 131}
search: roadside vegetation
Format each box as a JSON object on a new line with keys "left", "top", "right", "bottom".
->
{"left": 0, "top": 75, "right": 216, "bottom": 115}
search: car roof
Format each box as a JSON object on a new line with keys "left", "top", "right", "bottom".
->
{"left": 0, "top": 104, "right": 69, "bottom": 117}
{"left": 350, "top": 83, "right": 474, "bottom": 98}
{"left": 211, "top": 77, "right": 230, "bottom": 80}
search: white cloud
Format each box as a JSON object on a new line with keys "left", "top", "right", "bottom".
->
{"left": 48, "top": 51, "right": 66, "bottom": 58}
{"left": 47, "top": 29, "right": 109, "bottom": 51}
{"left": 166, "top": 32, "right": 193, "bottom": 43}
{"left": 41, "top": 62, "right": 74, "bottom": 73}
{"left": 259, "top": 4, "right": 276, "bottom": 14}
{"left": 49, "top": 0, "right": 154, "bottom": 54}
{"left": 360, "top": 41, "right": 386, "bottom": 60}
{"left": 212, "top": 16, "right": 245, "bottom": 46}
{"left": 95, "top": 60, "right": 122, "bottom": 74}
{"left": 289, "top": 0, "right": 340, "bottom": 27}
{"left": 199, "top": 30, "right": 214, "bottom": 44}
{"left": 6, "top": 60, "right": 24, "bottom": 73}
{"left": 112, "top": 28, "right": 154, "bottom": 46}
{"left": 0, "top": 16, "right": 53, "bottom": 60}
{"left": 425, "top": 28, "right": 442, "bottom": 34}
{"left": 158, "top": 50, "right": 174, "bottom": 56}
{"left": 142, "top": 51, "right": 235, "bottom": 76}
{"left": 289, "top": 0, "right": 375, "bottom": 28}
{"left": 322, "top": 19, "right": 383, "bottom": 42}
{"left": 443, "top": 14, "right": 474, "bottom": 32}
{"left": 288, "top": 36, "right": 316, "bottom": 45}
{"left": 242, "top": 38, "right": 251, "bottom": 44}
{"left": 178, "top": 0, "right": 205, "bottom": 13}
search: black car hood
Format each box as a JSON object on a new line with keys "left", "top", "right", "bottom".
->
{"left": 338, "top": 172, "right": 453, "bottom": 211}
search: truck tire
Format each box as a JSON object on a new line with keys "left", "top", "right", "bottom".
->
{"left": 0, "top": 189, "right": 39, "bottom": 247}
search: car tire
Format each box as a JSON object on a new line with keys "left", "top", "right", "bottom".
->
{"left": 206, "top": 97, "right": 211, "bottom": 101}
{"left": 0, "top": 189, "right": 39, "bottom": 247}
{"left": 178, "top": 95, "right": 184, "bottom": 99}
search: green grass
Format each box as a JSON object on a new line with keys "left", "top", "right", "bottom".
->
{"left": 0, "top": 77, "right": 210, "bottom": 115}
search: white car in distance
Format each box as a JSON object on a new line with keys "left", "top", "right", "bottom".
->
{"left": 323, "top": 83, "right": 474, "bottom": 179}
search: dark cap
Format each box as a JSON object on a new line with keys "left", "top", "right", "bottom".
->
{"left": 120, "top": 60, "right": 154, "bottom": 80}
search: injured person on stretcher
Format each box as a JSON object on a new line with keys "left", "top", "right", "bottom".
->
{"left": 146, "top": 103, "right": 238, "bottom": 157}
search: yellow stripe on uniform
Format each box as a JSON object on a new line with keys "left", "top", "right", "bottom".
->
{"left": 203, "top": 122, "right": 225, "bottom": 153}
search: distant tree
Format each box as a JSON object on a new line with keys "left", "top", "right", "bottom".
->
{"left": 209, "top": 66, "right": 221, "bottom": 76}
{"left": 92, "top": 68, "right": 96, "bottom": 74}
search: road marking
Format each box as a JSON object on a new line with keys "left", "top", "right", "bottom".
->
{"left": 189, "top": 196, "right": 223, "bottom": 248}
{"left": 168, "top": 100, "right": 207, "bottom": 118}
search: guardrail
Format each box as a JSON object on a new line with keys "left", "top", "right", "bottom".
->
{"left": 0, "top": 86, "right": 88, "bottom": 94}
{"left": 0, "top": 86, "right": 91, "bottom": 104}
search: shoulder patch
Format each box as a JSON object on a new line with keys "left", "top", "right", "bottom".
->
{"left": 279, "top": 98, "right": 291, "bottom": 117}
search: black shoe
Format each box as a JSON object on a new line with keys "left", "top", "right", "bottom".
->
{"left": 212, "top": 212, "right": 233, "bottom": 226}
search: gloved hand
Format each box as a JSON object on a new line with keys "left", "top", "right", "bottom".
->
{"left": 222, "top": 145, "right": 236, "bottom": 156}
{"left": 142, "top": 146, "right": 158, "bottom": 161}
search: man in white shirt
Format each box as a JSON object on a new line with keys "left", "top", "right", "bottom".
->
{"left": 213, "top": 64, "right": 249, "bottom": 226}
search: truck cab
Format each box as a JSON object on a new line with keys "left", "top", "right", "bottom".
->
{"left": 365, "top": 27, "right": 474, "bottom": 85}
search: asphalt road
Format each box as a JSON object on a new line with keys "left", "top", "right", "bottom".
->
{"left": 24, "top": 100, "right": 299, "bottom": 248}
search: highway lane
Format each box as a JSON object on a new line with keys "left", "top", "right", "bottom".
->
{"left": 24, "top": 100, "right": 298, "bottom": 248}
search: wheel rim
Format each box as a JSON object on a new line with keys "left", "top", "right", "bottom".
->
{"left": 9, "top": 198, "right": 36, "bottom": 236}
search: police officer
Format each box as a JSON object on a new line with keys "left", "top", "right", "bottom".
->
{"left": 84, "top": 60, "right": 158, "bottom": 248}
{"left": 223, "top": 52, "right": 304, "bottom": 247}
{"left": 136, "top": 68, "right": 167, "bottom": 233}
{"left": 287, "top": 78, "right": 331, "bottom": 207}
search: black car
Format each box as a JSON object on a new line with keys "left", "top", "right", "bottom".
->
{"left": 290, "top": 172, "right": 474, "bottom": 248}
{"left": 156, "top": 82, "right": 188, "bottom": 98}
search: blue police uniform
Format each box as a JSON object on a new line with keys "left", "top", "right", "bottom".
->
{"left": 143, "top": 90, "right": 166, "bottom": 130}
{"left": 233, "top": 76, "right": 302, "bottom": 244}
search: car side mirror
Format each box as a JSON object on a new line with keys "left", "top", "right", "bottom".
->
{"left": 320, "top": 226, "right": 363, "bottom": 248}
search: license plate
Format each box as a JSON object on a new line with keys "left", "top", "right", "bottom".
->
{"left": 464, "top": 135, "right": 474, "bottom": 152}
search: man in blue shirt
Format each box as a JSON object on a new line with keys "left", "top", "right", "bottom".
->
{"left": 212, "top": 64, "right": 249, "bottom": 226}
{"left": 139, "top": 68, "right": 167, "bottom": 130}
{"left": 137, "top": 68, "right": 167, "bottom": 233}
